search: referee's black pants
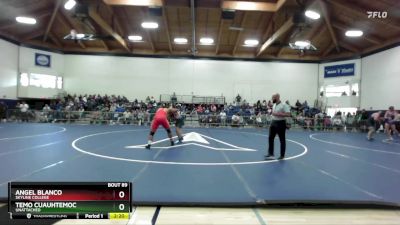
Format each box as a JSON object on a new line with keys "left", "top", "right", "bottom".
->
{"left": 268, "top": 120, "right": 286, "bottom": 157}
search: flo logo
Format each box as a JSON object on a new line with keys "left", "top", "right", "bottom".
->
{"left": 367, "top": 11, "right": 388, "bottom": 18}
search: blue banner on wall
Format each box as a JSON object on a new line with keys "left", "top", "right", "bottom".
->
{"left": 324, "top": 63, "right": 355, "bottom": 78}
{"left": 35, "top": 53, "right": 51, "bottom": 67}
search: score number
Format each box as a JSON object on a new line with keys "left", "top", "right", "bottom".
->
{"left": 117, "top": 191, "right": 128, "bottom": 211}
{"left": 117, "top": 202, "right": 129, "bottom": 211}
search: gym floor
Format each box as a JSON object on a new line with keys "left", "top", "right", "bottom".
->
{"left": 0, "top": 123, "right": 399, "bottom": 207}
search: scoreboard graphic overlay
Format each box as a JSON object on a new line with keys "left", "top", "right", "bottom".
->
{"left": 8, "top": 182, "right": 132, "bottom": 220}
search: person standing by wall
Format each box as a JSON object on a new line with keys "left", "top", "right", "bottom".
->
{"left": 19, "top": 101, "right": 29, "bottom": 122}
{"left": 219, "top": 110, "right": 227, "bottom": 126}
{"left": 265, "top": 94, "right": 291, "bottom": 160}
{"left": 0, "top": 101, "right": 7, "bottom": 122}
{"left": 171, "top": 92, "right": 177, "bottom": 105}
{"left": 360, "top": 109, "right": 369, "bottom": 132}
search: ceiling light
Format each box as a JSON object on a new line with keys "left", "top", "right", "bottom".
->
{"left": 221, "top": 1, "right": 269, "bottom": 11}
{"left": 141, "top": 22, "right": 158, "bottom": 29}
{"left": 345, "top": 30, "right": 363, "bottom": 37}
{"left": 128, "top": 35, "right": 143, "bottom": 41}
{"left": 289, "top": 42, "right": 317, "bottom": 51}
{"left": 236, "top": 2, "right": 257, "bottom": 11}
{"left": 15, "top": 16, "right": 36, "bottom": 25}
{"left": 200, "top": 37, "right": 214, "bottom": 45}
{"left": 64, "top": 33, "right": 96, "bottom": 41}
{"left": 64, "top": 0, "right": 76, "bottom": 10}
{"left": 174, "top": 37, "right": 188, "bottom": 44}
{"left": 294, "top": 40, "right": 310, "bottom": 47}
{"left": 76, "top": 33, "right": 85, "bottom": 39}
{"left": 103, "top": 0, "right": 163, "bottom": 7}
{"left": 126, "top": 0, "right": 153, "bottom": 6}
{"left": 305, "top": 10, "right": 320, "bottom": 20}
{"left": 244, "top": 39, "right": 259, "bottom": 46}
{"left": 229, "top": 26, "right": 244, "bottom": 31}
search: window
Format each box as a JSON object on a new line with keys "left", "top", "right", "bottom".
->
{"left": 30, "top": 73, "right": 56, "bottom": 88}
{"left": 57, "top": 77, "right": 63, "bottom": 89}
{"left": 20, "top": 73, "right": 29, "bottom": 87}
{"left": 325, "top": 85, "right": 350, "bottom": 97}
{"left": 351, "top": 83, "right": 359, "bottom": 96}
{"left": 327, "top": 107, "right": 357, "bottom": 117}
{"left": 19, "top": 73, "right": 63, "bottom": 89}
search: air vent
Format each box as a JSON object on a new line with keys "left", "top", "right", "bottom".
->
{"left": 222, "top": 10, "right": 235, "bottom": 19}
{"left": 149, "top": 7, "right": 162, "bottom": 17}
{"left": 74, "top": 3, "right": 89, "bottom": 19}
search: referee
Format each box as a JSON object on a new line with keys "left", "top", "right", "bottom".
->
{"left": 265, "top": 93, "right": 291, "bottom": 160}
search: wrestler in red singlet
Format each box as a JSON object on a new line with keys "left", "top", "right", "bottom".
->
{"left": 146, "top": 107, "right": 178, "bottom": 149}
{"left": 151, "top": 108, "right": 171, "bottom": 132}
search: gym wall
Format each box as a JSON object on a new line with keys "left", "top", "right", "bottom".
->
{"left": 1, "top": 37, "right": 399, "bottom": 109}
{"left": 361, "top": 46, "right": 400, "bottom": 110}
{"left": 0, "top": 39, "right": 19, "bottom": 99}
{"left": 17, "top": 46, "right": 64, "bottom": 99}
{"left": 63, "top": 54, "right": 318, "bottom": 104}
